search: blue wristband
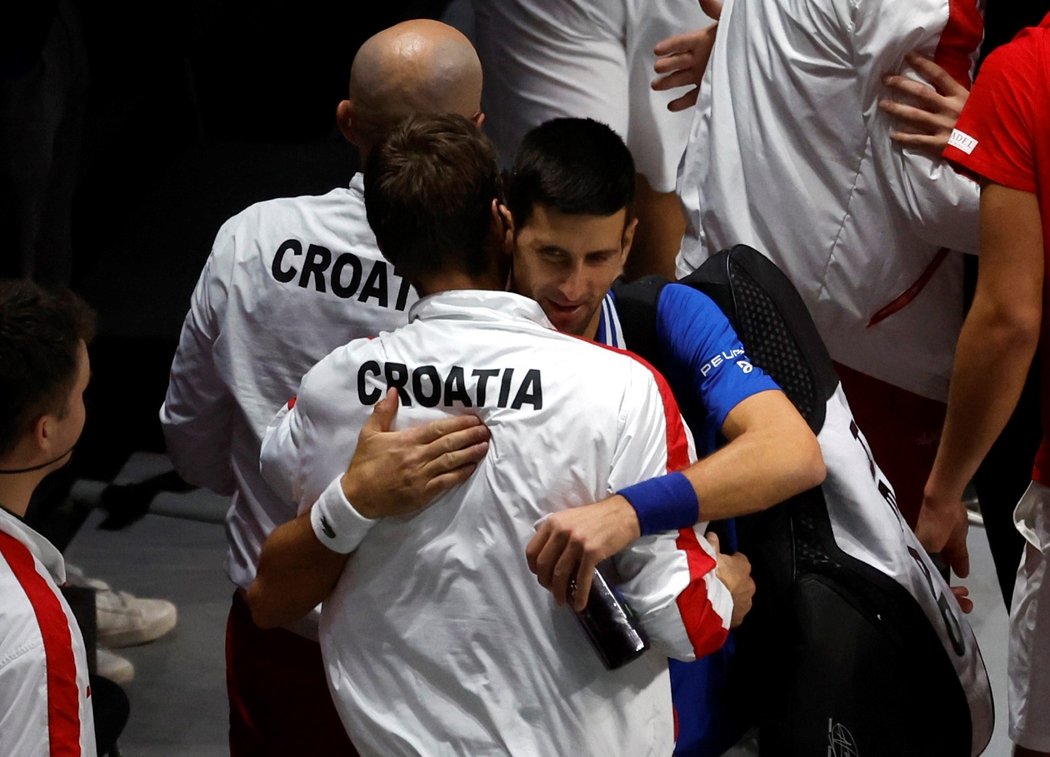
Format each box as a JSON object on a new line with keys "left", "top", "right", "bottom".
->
{"left": 618, "top": 472, "right": 699, "bottom": 536}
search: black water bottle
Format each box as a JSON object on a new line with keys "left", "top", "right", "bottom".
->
{"left": 571, "top": 566, "right": 650, "bottom": 670}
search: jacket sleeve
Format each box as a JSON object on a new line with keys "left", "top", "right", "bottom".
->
{"left": 607, "top": 360, "right": 733, "bottom": 661}
{"left": 853, "top": 0, "right": 982, "bottom": 254}
{"left": 259, "top": 350, "right": 355, "bottom": 516}
{"left": 159, "top": 227, "right": 237, "bottom": 495}
{"left": 259, "top": 389, "right": 310, "bottom": 515}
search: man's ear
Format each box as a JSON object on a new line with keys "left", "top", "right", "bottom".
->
{"left": 621, "top": 216, "right": 639, "bottom": 263}
{"left": 31, "top": 413, "right": 53, "bottom": 455}
{"left": 489, "top": 198, "right": 502, "bottom": 234}
{"left": 472, "top": 111, "right": 486, "bottom": 129}
{"left": 336, "top": 100, "right": 356, "bottom": 145}
{"left": 494, "top": 201, "right": 515, "bottom": 254}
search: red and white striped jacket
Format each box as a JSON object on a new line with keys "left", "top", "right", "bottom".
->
{"left": 0, "top": 509, "right": 95, "bottom": 756}
{"left": 260, "top": 289, "right": 732, "bottom": 756}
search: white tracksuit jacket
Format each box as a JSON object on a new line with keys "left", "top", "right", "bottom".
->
{"left": 0, "top": 509, "right": 96, "bottom": 756}
{"left": 260, "top": 290, "right": 733, "bottom": 756}
{"left": 676, "top": 0, "right": 983, "bottom": 402}
{"left": 160, "top": 174, "right": 417, "bottom": 630}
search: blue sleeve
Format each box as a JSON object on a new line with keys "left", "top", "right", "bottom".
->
{"left": 655, "top": 283, "right": 779, "bottom": 432}
{"left": 617, "top": 284, "right": 782, "bottom": 533}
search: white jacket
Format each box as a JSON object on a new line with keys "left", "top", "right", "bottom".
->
{"left": 677, "top": 0, "right": 983, "bottom": 401}
{"left": 160, "top": 175, "right": 417, "bottom": 610}
{"left": 260, "top": 290, "right": 733, "bottom": 756}
{"left": 0, "top": 509, "right": 96, "bottom": 757}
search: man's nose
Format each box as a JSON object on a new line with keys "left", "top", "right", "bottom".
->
{"left": 558, "top": 266, "right": 587, "bottom": 301}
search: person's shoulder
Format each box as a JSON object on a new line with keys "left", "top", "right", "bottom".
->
{"left": 304, "top": 335, "right": 378, "bottom": 381}
{"left": 221, "top": 186, "right": 356, "bottom": 229}
{"left": 568, "top": 335, "right": 666, "bottom": 395}
{"left": 980, "top": 24, "right": 1047, "bottom": 82}
{"left": 656, "top": 281, "right": 724, "bottom": 324}
{"left": 206, "top": 186, "right": 364, "bottom": 273}
{"left": 0, "top": 520, "right": 59, "bottom": 635}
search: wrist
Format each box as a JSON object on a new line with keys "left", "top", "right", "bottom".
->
{"left": 610, "top": 495, "right": 642, "bottom": 542}
{"left": 340, "top": 472, "right": 378, "bottom": 519}
{"left": 922, "top": 473, "right": 966, "bottom": 510}
{"left": 313, "top": 475, "right": 379, "bottom": 554}
{"left": 618, "top": 472, "right": 699, "bottom": 536}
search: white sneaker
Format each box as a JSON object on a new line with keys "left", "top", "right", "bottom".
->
{"left": 95, "top": 588, "right": 178, "bottom": 648}
{"left": 67, "top": 565, "right": 179, "bottom": 648}
{"left": 96, "top": 647, "right": 135, "bottom": 685}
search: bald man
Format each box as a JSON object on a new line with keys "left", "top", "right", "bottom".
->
{"left": 160, "top": 20, "right": 489, "bottom": 756}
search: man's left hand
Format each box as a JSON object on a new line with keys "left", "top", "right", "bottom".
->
{"left": 343, "top": 389, "right": 490, "bottom": 519}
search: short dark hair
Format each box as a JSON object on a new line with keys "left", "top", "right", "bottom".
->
{"left": 364, "top": 113, "right": 500, "bottom": 282}
{"left": 504, "top": 117, "right": 636, "bottom": 229}
{"left": 0, "top": 280, "right": 96, "bottom": 455}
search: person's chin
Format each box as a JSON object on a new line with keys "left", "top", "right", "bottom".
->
{"left": 546, "top": 307, "right": 587, "bottom": 335}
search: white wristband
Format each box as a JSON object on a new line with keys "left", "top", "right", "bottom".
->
{"left": 310, "top": 475, "right": 379, "bottom": 554}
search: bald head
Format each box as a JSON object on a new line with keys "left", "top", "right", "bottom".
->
{"left": 342, "top": 20, "right": 483, "bottom": 158}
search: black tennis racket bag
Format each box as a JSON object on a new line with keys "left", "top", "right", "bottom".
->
{"left": 613, "top": 245, "right": 993, "bottom": 756}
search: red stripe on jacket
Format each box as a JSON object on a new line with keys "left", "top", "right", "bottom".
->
{"left": 0, "top": 531, "right": 82, "bottom": 756}
{"left": 934, "top": 0, "right": 984, "bottom": 88}
{"left": 586, "top": 339, "right": 729, "bottom": 658}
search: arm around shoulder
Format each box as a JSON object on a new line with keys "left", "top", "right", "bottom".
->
{"left": 246, "top": 475, "right": 360, "bottom": 629}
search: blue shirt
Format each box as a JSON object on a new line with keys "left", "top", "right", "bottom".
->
{"left": 599, "top": 284, "right": 777, "bottom": 454}
{"left": 597, "top": 283, "right": 778, "bottom": 756}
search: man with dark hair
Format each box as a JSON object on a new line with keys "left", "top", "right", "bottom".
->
{"left": 471, "top": 0, "right": 717, "bottom": 280}
{"left": 499, "top": 118, "right": 639, "bottom": 336}
{"left": 0, "top": 285, "right": 94, "bottom": 457}
{"left": 0, "top": 280, "right": 97, "bottom": 756}
{"left": 500, "top": 117, "right": 823, "bottom": 754}
{"left": 249, "top": 113, "right": 745, "bottom": 754}
{"left": 500, "top": 118, "right": 820, "bottom": 590}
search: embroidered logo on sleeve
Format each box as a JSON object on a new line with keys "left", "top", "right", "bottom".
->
{"left": 947, "top": 129, "right": 978, "bottom": 155}
{"left": 700, "top": 348, "right": 747, "bottom": 377}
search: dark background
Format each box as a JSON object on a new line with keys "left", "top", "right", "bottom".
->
{"left": 2, "top": 0, "right": 455, "bottom": 483}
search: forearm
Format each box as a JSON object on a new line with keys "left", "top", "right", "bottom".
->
{"left": 926, "top": 184, "right": 1044, "bottom": 503}
{"left": 926, "top": 300, "right": 1040, "bottom": 502}
{"left": 682, "top": 428, "right": 823, "bottom": 521}
{"left": 161, "top": 320, "right": 237, "bottom": 494}
{"left": 247, "top": 470, "right": 382, "bottom": 627}
{"left": 161, "top": 413, "right": 236, "bottom": 495}
{"left": 679, "top": 392, "right": 825, "bottom": 521}
{"left": 246, "top": 512, "right": 349, "bottom": 629}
